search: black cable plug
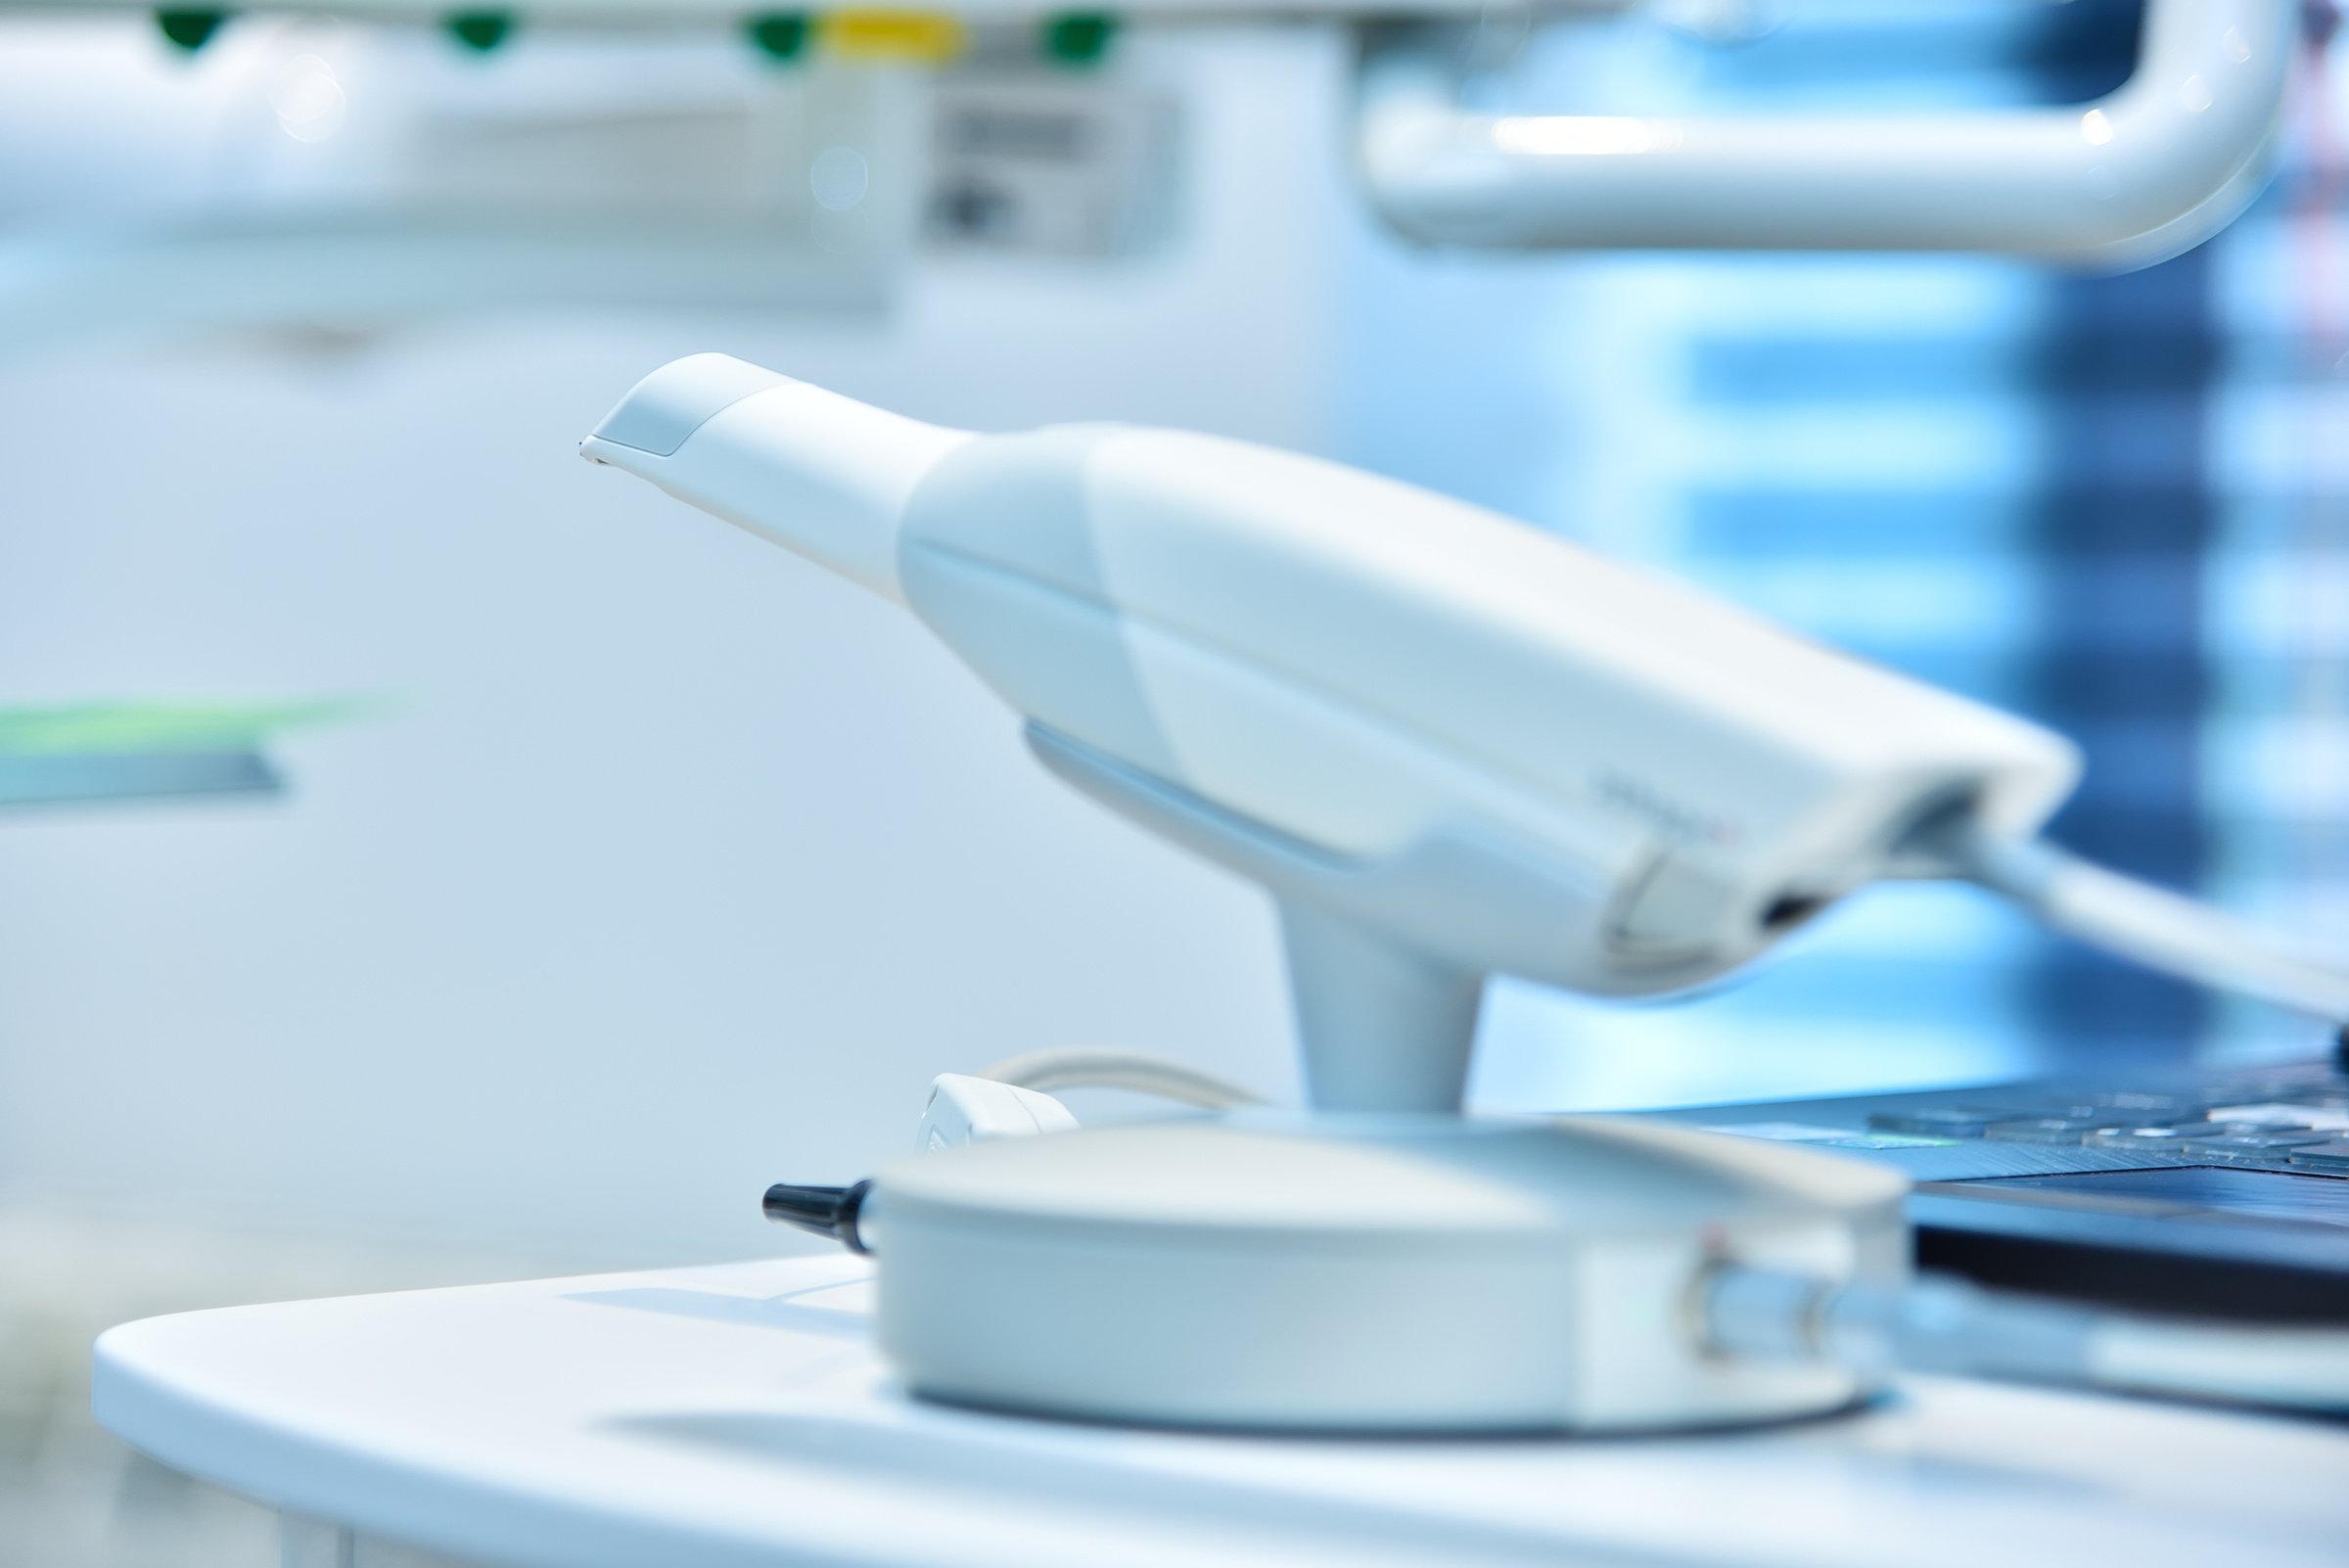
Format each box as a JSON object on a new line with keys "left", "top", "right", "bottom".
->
{"left": 761, "top": 1179, "right": 875, "bottom": 1255}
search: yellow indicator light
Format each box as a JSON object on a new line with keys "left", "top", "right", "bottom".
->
{"left": 821, "top": 11, "right": 965, "bottom": 62}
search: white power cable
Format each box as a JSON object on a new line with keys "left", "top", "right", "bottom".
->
{"left": 975, "top": 1047, "right": 1263, "bottom": 1110}
{"left": 1915, "top": 817, "right": 2349, "bottom": 1025}
{"left": 2089, "top": 1314, "right": 2349, "bottom": 1410}
{"left": 1703, "top": 1265, "right": 2349, "bottom": 1413}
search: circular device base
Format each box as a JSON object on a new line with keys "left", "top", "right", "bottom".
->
{"left": 867, "top": 1115, "right": 1909, "bottom": 1434}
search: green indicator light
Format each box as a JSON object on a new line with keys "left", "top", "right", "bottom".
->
{"left": 746, "top": 13, "right": 811, "bottom": 62}
{"left": 1042, "top": 12, "right": 1116, "bottom": 66}
{"left": 444, "top": 11, "right": 515, "bottom": 51}
{"left": 155, "top": 8, "right": 227, "bottom": 51}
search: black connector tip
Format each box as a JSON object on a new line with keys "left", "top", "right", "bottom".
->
{"left": 762, "top": 1178, "right": 874, "bottom": 1255}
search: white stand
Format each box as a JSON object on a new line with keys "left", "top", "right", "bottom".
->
{"left": 934, "top": 727, "right": 1904, "bottom": 1433}
{"left": 869, "top": 1114, "right": 1909, "bottom": 1431}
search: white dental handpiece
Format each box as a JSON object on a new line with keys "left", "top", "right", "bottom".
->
{"left": 583, "top": 353, "right": 2349, "bottom": 1110}
{"left": 583, "top": 353, "right": 2073, "bottom": 992}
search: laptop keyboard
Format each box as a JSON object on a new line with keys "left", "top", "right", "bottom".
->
{"left": 1865, "top": 1062, "right": 2349, "bottom": 1175}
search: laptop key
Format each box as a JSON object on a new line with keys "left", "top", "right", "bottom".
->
{"left": 2074, "top": 1089, "right": 2199, "bottom": 1114}
{"left": 2174, "top": 1130, "right": 2335, "bottom": 1163}
{"left": 1983, "top": 1116, "right": 2133, "bottom": 1144}
{"left": 2285, "top": 1142, "right": 2349, "bottom": 1174}
{"left": 1866, "top": 1108, "right": 2007, "bottom": 1138}
{"left": 2083, "top": 1126, "right": 2212, "bottom": 1152}
{"left": 2204, "top": 1102, "right": 2349, "bottom": 1131}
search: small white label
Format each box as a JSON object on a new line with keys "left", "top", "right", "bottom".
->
{"left": 926, "top": 71, "right": 1177, "bottom": 257}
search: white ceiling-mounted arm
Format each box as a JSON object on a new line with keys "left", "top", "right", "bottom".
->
{"left": 1359, "top": 0, "right": 2296, "bottom": 267}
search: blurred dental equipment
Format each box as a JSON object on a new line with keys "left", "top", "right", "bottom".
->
{"left": 0, "top": 22, "right": 920, "bottom": 352}
{"left": 0, "top": 0, "right": 2305, "bottom": 357}
{"left": 581, "top": 352, "right": 2349, "bottom": 1433}
{"left": 1361, "top": 0, "right": 2297, "bottom": 265}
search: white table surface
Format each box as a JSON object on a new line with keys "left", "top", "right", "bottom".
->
{"left": 93, "top": 1255, "right": 2349, "bottom": 1568}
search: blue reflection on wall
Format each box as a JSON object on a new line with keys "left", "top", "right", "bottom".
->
{"left": 1337, "top": 0, "right": 2268, "bottom": 1109}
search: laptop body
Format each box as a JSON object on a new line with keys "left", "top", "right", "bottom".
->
{"left": 1637, "top": 1050, "right": 2349, "bottom": 1320}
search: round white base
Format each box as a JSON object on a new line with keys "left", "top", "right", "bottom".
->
{"left": 866, "top": 1115, "right": 1910, "bottom": 1434}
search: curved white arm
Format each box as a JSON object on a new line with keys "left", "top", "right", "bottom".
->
{"left": 1359, "top": 0, "right": 2295, "bottom": 266}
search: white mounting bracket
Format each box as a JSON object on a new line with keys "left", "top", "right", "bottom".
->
{"left": 1356, "top": 0, "right": 2297, "bottom": 267}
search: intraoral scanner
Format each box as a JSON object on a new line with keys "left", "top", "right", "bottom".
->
{"left": 582, "top": 352, "right": 2349, "bottom": 1433}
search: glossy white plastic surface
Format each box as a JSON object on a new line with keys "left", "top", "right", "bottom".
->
{"left": 916, "top": 1073, "right": 1082, "bottom": 1149}
{"left": 584, "top": 356, "right": 2080, "bottom": 1024}
{"left": 584, "top": 359, "right": 973, "bottom": 603}
{"left": 93, "top": 1255, "right": 2349, "bottom": 1568}
{"left": 1359, "top": 0, "right": 2294, "bottom": 265}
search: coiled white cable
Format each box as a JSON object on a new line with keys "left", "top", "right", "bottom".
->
{"left": 976, "top": 1047, "right": 1262, "bottom": 1110}
{"left": 2088, "top": 1314, "right": 2349, "bottom": 1409}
